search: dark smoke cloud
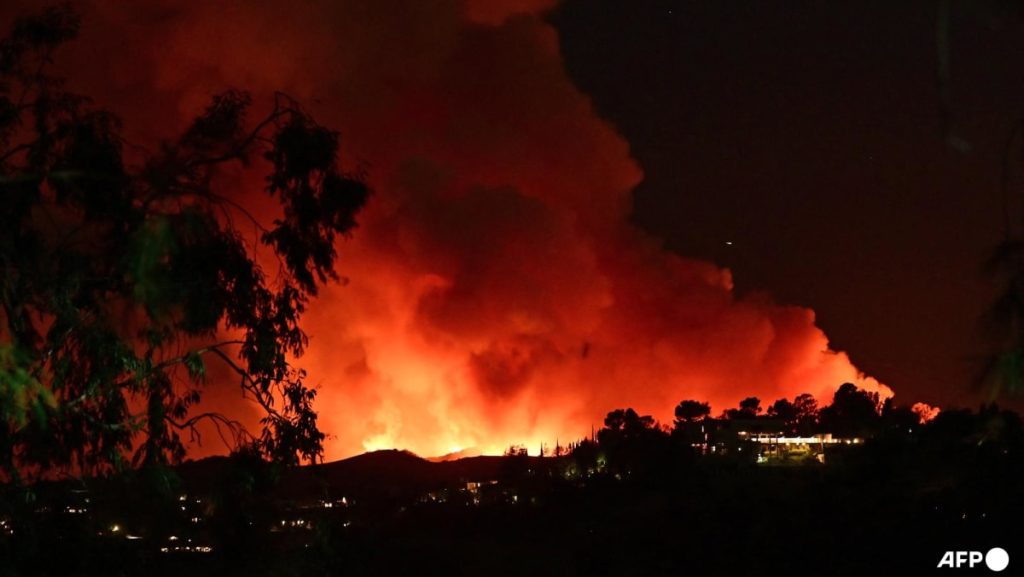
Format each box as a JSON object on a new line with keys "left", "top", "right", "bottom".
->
{"left": 3, "top": 0, "right": 889, "bottom": 458}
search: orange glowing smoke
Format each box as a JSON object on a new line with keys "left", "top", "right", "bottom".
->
{"left": 8, "top": 0, "right": 892, "bottom": 459}
{"left": 911, "top": 402, "right": 940, "bottom": 423}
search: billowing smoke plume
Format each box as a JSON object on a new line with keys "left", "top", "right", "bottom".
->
{"left": 10, "top": 0, "right": 889, "bottom": 458}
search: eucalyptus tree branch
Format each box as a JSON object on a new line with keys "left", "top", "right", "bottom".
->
{"left": 166, "top": 411, "right": 252, "bottom": 449}
{"left": 206, "top": 347, "right": 286, "bottom": 420}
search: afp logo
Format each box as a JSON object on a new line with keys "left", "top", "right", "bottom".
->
{"left": 937, "top": 548, "right": 1010, "bottom": 572}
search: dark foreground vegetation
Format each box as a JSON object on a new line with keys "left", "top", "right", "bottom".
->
{"left": 2, "top": 388, "right": 1021, "bottom": 577}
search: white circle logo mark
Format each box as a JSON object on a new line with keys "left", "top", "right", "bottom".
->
{"left": 986, "top": 548, "right": 1010, "bottom": 572}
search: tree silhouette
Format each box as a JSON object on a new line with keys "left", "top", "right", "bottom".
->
{"left": 600, "top": 408, "right": 657, "bottom": 440}
{"left": 597, "top": 408, "right": 672, "bottom": 478}
{"left": 792, "top": 393, "right": 820, "bottom": 435}
{"left": 672, "top": 399, "right": 710, "bottom": 448}
{"left": 766, "top": 398, "right": 797, "bottom": 422}
{"left": 504, "top": 445, "right": 528, "bottom": 457}
{"left": 673, "top": 399, "right": 710, "bottom": 424}
{"left": 879, "top": 398, "right": 920, "bottom": 437}
{"left": 0, "top": 7, "right": 369, "bottom": 480}
{"left": 818, "top": 383, "right": 880, "bottom": 438}
{"left": 723, "top": 396, "right": 761, "bottom": 420}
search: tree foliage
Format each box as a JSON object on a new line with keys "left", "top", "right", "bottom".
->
{"left": 982, "top": 238, "right": 1024, "bottom": 397}
{"left": 673, "top": 399, "right": 710, "bottom": 424}
{"left": 722, "top": 396, "right": 761, "bottom": 420}
{"left": 0, "top": 7, "right": 370, "bottom": 480}
{"left": 600, "top": 408, "right": 658, "bottom": 440}
{"left": 766, "top": 398, "right": 797, "bottom": 422}
{"left": 818, "top": 383, "right": 881, "bottom": 438}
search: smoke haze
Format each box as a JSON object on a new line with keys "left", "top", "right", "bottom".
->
{"left": 5, "top": 0, "right": 889, "bottom": 458}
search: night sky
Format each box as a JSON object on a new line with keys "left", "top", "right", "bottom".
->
{"left": 555, "top": 0, "right": 1024, "bottom": 408}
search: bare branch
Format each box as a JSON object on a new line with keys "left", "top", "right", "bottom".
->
{"left": 166, "top": 412, "right": 252, "bottom": 450}
{"left": 206, "top": 347, "right": 285, "bottom": 420}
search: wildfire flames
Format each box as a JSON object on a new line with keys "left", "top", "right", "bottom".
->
{"left": 15, "top": 0, "right": 891, "bottom": 459}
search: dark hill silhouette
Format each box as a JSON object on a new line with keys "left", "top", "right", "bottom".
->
{"left": 303, "top": 449, "right": 437, "bottom": 498}
{"left": 171, "top": 450, "right": 550, "bottom": 503}
{"left": 173, "top": 455, "right": 236, "bottom": 495}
